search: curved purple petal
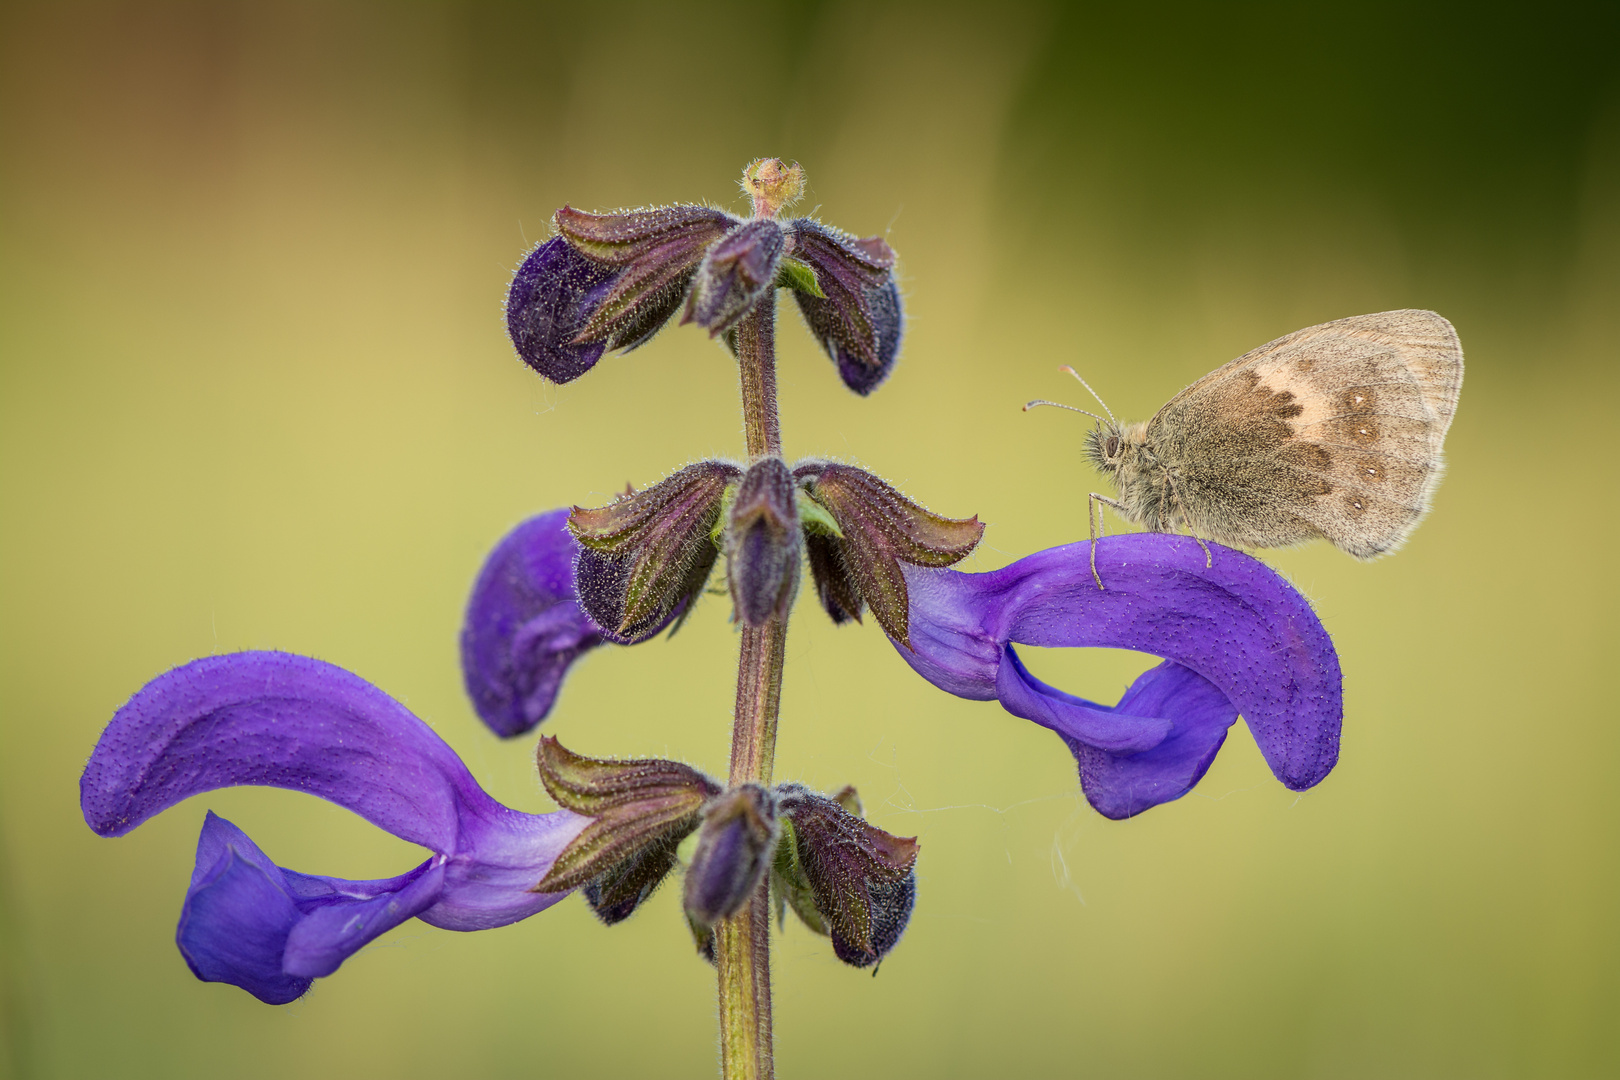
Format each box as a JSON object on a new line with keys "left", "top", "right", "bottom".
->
{"left": 505, "top": 237, "right": 620, "bottom": 383}
{"left": 1058, "top": 660, "right": 1240, "bottom": 820}
{"left": 461, "top": 509, "right": 608, "bottom": 738}
{"left": 83, "top": 653, "right": 589, "bottom": 1001}
{"left": 418, "top": 803, "right": 585, "bottom": 931}
{"left": 896, "top": 534, "right": 1341, "bottom": 811}
{"left": 85, "top": 652, "right": 484, "bottom": 848}
{"left": 995, "top": 645, "right": 1171, "bottom": 753}
{"left": 179, "top": 814, "right": 314, "bottom": 1004}
{"left": 180, "top": 813, "right": 446, "bottom": 1002}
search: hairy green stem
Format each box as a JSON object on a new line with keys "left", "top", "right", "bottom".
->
{"left": 718, "top": 295, "right": 785, "bottom": 1079}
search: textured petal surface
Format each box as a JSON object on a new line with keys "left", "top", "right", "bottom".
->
{"left": 505, "top": 237, "right": 618, "bottom": 383}
{"left": 462, "top": 509, "right": 607, "bottom": 737}
{"left": 86, "top": 652, "right": 491, "bottom": 848}
{"left": 85, "top": 655, "right": 589, "bottom": 1001}
{"left": 896, "top": 535, "right": 1341, "bottom": 808}
{"left": 833, "top": 277, "right": 903, "bottom": 395}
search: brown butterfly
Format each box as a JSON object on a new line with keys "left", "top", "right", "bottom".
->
{"left": 1026, "top": 310, "right": 1465, "bottom": 587}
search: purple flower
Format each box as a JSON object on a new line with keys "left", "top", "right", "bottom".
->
{"left": 80, "top": 651, "right": 588, "bottom": 1004}
{"left": 458, "top": 507, "right": 1342, "bottom": 822}
{"left": 504, "top": 167, "right": 905, "bottom": 394}
{"left": 460, "top": 507, "right": 697, "bottom": 739}
{"left": 894, "top": 534, "right": 1343, "bottom": 819}
{"left": 461, "top": 508, "right": 608, "bottom": 738}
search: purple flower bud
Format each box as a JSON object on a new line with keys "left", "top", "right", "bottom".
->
{"left": 505, "top": 237, "right": 619, "bottom": 383}
{"left": 683, "top": 219, "right": 787, "bottom": 336}
{"left": 683, "top": 784, "right": 779, "bottom": 930}
{"left": 534, "top": 736, "right": 721, "bottom": 925}
{"left": 725, "top": 457, "right": 801, "bottom": 627}
{"left": 793, "top": 461, "right": 983, "bottom": 645}
{"left": 772, "top": 784, "right": 918, "bottom": 969}
{"left": 786, "top": 220, "right": 904, "bottom": 395}
{"left": 569, "top": 461, "right": 742, "bottom": 643}
{"left": 506, "top": 169, "right": 908, "bottom": 395}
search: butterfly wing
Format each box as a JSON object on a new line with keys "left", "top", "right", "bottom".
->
{"left": 1148, "top": 310, "right": 1463, "bottom": 558}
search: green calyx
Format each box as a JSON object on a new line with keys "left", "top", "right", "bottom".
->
{"left": 774, "top": 256, "right": 825, "bottom": 298}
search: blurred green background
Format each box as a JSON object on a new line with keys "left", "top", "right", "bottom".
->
{"left": 2, "top": 1, "right": 1617, "bottom": 1077}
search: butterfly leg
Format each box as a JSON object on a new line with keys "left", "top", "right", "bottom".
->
{"left": 1189, "top": 530, "right": 1213, "bottom": 568}
{"left": 1087, "top": 493, "right": 1126, "bottom": 590}
{"left": 1163, "top": 472, "right": 1213, "bottom": 569}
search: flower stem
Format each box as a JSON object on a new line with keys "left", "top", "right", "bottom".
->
{"left": 718, "top": 294, "right": 784, "bottom": 1080}
{"left": 736, "top": 292, "right": 782, "bottom": 459}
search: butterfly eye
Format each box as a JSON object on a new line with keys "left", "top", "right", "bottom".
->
{"left": 1105, "top": 435, "right": 1120, "bottom": 458}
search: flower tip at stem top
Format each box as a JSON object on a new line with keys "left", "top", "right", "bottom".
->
{"left": 742, "top": 158, "right": 806, "bottom": 219}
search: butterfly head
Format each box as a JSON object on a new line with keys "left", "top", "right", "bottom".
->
{"left": 1084, "top": 424, "right": 1121, "bottom": 472}
{"left": 1083, "top": 420, "right": 1149, "bottom": 474}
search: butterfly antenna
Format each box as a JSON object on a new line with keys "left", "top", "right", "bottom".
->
{"left": 1058, "top": 366, "right": 1117, "bottom": 426}
{"left": 1022, "top": 399, "right": 1111, "bottom": 425}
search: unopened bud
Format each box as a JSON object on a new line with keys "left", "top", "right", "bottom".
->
{"left": 741, "top": 158, "right": 806, "bottom": 219}
{"left": 792, "top": 461, "right": 983, "bottom": 646}
{"left": 684, "top": 784, "right": 779, "bottom": 929}
{"left": 683, "top": 220, "right": 787, "bottom": 336}
{"left": 725, "top": 457, "right": 802, "bottom": 627}
{"left": 785, "top": 220, "right": 903, "bottom": 395}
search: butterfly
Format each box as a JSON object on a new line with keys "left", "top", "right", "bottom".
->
{"left": 1026, "top": 310, "right": 1465, "bottom": 587}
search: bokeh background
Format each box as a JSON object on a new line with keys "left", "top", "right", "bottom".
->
{"left": 3, "top": 2, "right": 1617, "bottom": 1077}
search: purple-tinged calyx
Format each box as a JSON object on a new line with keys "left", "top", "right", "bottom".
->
{"left": 772, "top": 783, "right": 918, "bottom": 969}
{"left": 793, "top": 460, "right": 984, "bottom": 646}
{"left": 725, "top": 457, "right": 802, "bottom": 627}
{"left": 557, "top": 204, "right": 738, "bottom": 351}
{"left": 534, "top": 736, "right": 721, "bottom": 925}
{"left": 569, "top": 461, "right": 741, "bottom": 643}
{"left": 80, "top": 652, "right": 589, "bottom": 1004}
{"left": 504, "top": 205, "right": 737, "bottom": 383}
{"left": 786, "top": 220, "right": 904, "bottom": 395}
{"left": 894, "top": 534, "right": 1344, "bottom": 820}
{"left": 683, "top": 784, "right": 779, "bottom": 934}
{"left": 683, "top": 219, "right": 787, "bottom": 336}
